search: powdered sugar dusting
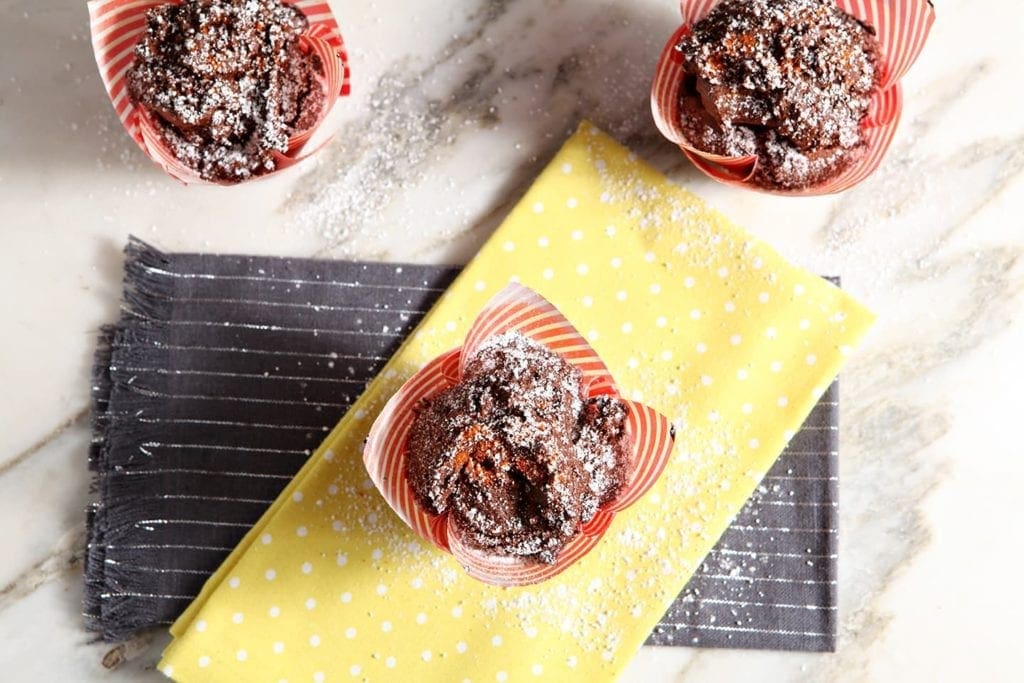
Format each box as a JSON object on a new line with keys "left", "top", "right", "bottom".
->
{"left": 127, "top": 0, "right": 324, "bottom": 182}
{"left": 676, "top": 0, "right": 879, "bottom": 189}
{"left": 405, "top": 332, "right": 631, "bottom": 564}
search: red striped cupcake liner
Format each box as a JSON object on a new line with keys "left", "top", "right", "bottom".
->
{"left": 87, "top": 0, "right": 352, "bottom": 185}
{"left": 651, "top": 0, "right": 935, "bottom": 196}
{"left": 364, "top": 284, "right": 676, "bottom": 587}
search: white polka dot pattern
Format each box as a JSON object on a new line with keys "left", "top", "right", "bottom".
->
{"left": 159, "top": 123, "right": 873, "bottom": 682}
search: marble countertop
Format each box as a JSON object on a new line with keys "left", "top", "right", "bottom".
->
{"left": 2, "top": 0, "right": 1022, "bottom": 680}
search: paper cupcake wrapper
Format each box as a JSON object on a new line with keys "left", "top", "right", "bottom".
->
{"left": 652, "top": 0, "right": 935, "bottom": 196}
{"left": 87, "top": 0, "right": 351, "bottom": 185}
{"left": 364, "top": 283, "right": 675, "bottom": 587}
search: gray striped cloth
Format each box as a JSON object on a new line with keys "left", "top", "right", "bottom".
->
{"left": 85, "top": 237, "right": 838, "bottom": 652}
{"left": 647, "top": 385, "right": 837, "bottom": 651}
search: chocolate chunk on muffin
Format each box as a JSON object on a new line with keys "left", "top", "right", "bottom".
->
{"left": 127, "top": 0, "right": 324, "bottom": 182}
{"left": 406, "top": 332, "right": 632, "bottom": 564}
{"left": 676, "top": 0, "right": 879, "bottom": 189}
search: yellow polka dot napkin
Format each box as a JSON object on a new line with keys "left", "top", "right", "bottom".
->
{"left": 159, "top": 123, "right": 873, "bottom": 682}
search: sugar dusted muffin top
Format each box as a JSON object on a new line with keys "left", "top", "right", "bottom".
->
{"left": 127, "top": 0, "right": 324, "bottom": 182}
{"left": 406, "top": 332, "right": 632, "bottom": 564}
{"left": 676, "top": 0, "right": 879, "bottom": 190}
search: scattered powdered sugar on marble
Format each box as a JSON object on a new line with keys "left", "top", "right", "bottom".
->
{"left": 286, "top": 67, "right": 447, "bottom": 250}
{"left": 285, "top": 2, "right": 673, "bottom": 258}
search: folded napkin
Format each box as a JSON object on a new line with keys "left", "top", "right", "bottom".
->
{"left": 88, "top": 241, "right": 839, "bottom": 653}
{"left": 158, "top": 123, "right": 872, "bottom": 681}
{"left": 649, "top": 379, "right": 839, "bottom": 652}
{"left": 85, "top": 240, "right": 458, "bottom": 639}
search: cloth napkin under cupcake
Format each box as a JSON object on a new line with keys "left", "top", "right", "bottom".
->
{"left": 152, "top": 123, "right": 872, "bottom": 681}
{"left": 88, "top": 240, "right": 841, "bottom": 653}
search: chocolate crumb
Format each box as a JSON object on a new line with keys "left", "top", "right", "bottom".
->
{"left": 406, "top": 332, "right": 632, "bottom": 564}
{"left": 127, "top": 0, "right": 325, "bottom": 182}
{"left": 676, "top": 0, "right": 879, "bottom": 189}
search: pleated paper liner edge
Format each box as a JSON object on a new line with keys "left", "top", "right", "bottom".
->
{"left": 86, "top": 0, "right": 351, "bottom": 185}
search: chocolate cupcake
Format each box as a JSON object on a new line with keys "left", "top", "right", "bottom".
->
{"left": 126, "top": 0, "right": 325, "bottom": 182}
{"left": 406, "top": 332, "right": 632, "bottom": 564}
{"left": 675, "top": 0, "right": 879, "bottom": 190}
{"left": 365, "top": 283, "right": 675, "bottom": 586}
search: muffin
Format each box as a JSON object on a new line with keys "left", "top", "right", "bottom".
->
{"left": 405, "top": 332, "right": 632, "bottom": 564}
{"left": 675, "top": 0, "right": 879, "bottom": 190}
{"left": 126, "top": 0, "right": 325, "bottom": 182}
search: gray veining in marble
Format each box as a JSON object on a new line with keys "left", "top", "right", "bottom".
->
{"left": 2, "top": 0, "right": 1023, "bottom": 681}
